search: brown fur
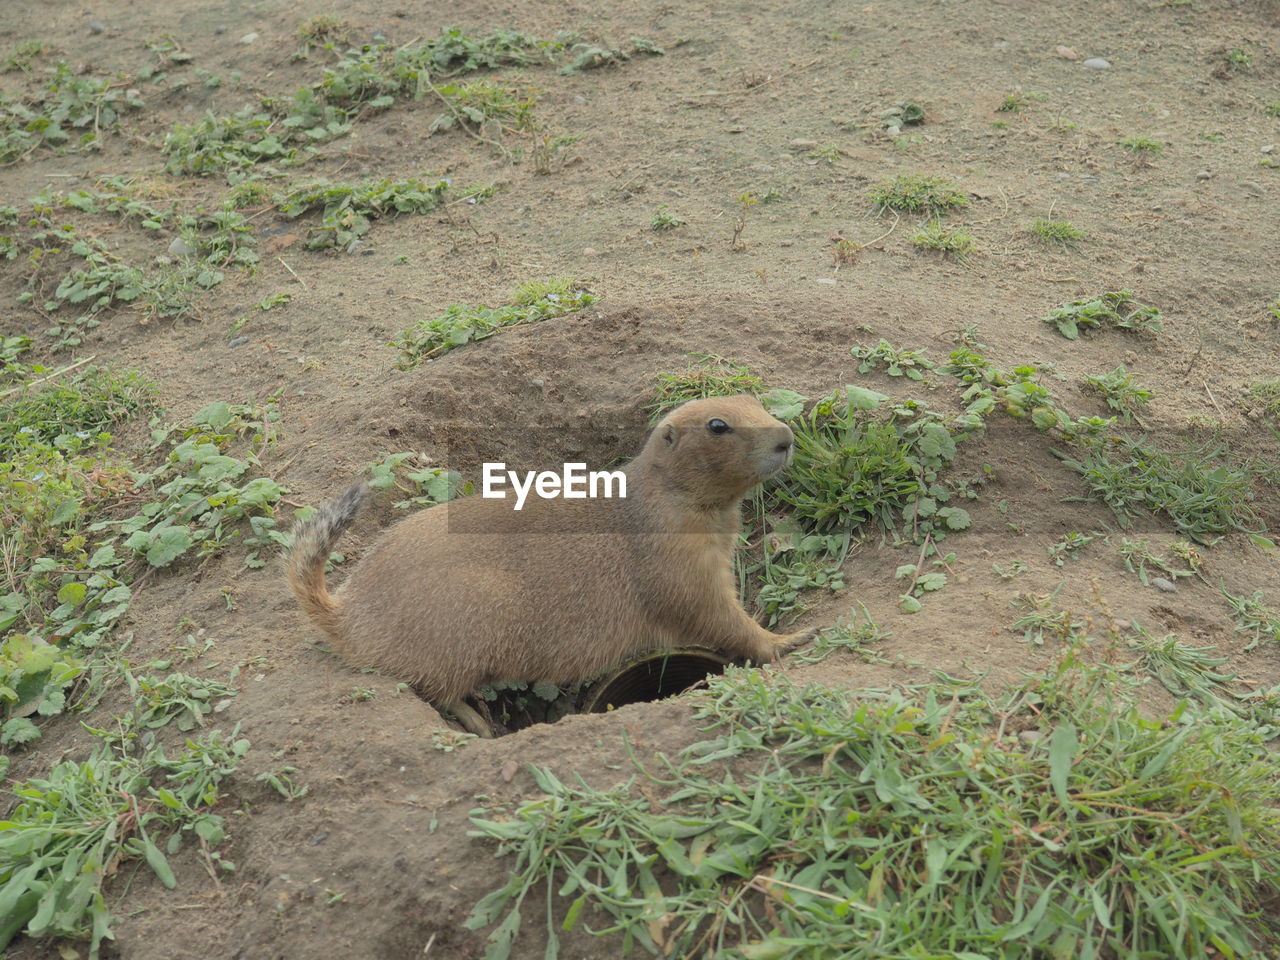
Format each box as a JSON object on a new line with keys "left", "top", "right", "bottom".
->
{"left": 286, "top": 395, "right": 806, "bottom": 731}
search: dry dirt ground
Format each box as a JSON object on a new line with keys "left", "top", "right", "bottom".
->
{"left": 2, "top": 0, "right": 1280, "bottom": 957}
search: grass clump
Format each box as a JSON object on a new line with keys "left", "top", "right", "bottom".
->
{"left": 1039, "top": 290, "right": 1163, "bottom": 340}
{"left": 466, "top": 658, "right": 1280, "bottom": 960}
{"left": 1117, "top": 135, "right": 1164, "bottom": 155}
{"left": 394, "top": 279, "right": 595, "bottom": 367}
{"left": 648, "top": 355, "right": 764, "bottom": 422}
{"left": 1057, "top": 436, "right": 1265, "bottom": 542}
{"left": 869, "top": 174, "right": 967, "bottom": 216}
{"left": 1081, "top": 364, "right": 1153, "bottom": 423}
{"left": 1030, "top": 216, "right": 1084, "bottom": 247}
{"left": 0, "top": 368, "right": 155, "bottom": 453}
{"left": 909, "top": 219, "right": 974, "bottom": 260}
{"left": 772, "top": 386, "right": 970, "bottom": 541}
{"left": 0, "top": 61, "right": 144, "bottom": 163}
{"left": 1244, "top": 379, "right": 1280, "bottom": 422}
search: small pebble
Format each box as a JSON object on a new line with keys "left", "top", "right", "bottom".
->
{"left": 814, "top": 277, "right": 837, "bottom": 285}
{"left": 214, "top": 24, "right": 228, "bottom": 35}
{"left": 1243, "top": 181, "right": 1263, "bottom": 195}
{"left": 228, "top": 336, "right": 249, "bottom": 349}
{"left": 167, "top": 236, "right": 197, "bottom": 257}
{"left": 239, "top": 32, "right": 259, "bottom": 44}
{"left": 1055, "top": 45, "right": 1079, "bottom": 59}
{"left": 1082, "top": 57, "right": 1111, "bottom": 70}
{"left": 788, "top": 138, "right": 818, "bottom": 150}
{"left": 88, "top": 19, "right": 106, "bottom": 34}
{"left": 779, "top": 239, "right": 794, "bottom": 247}
{"left": 581, "top": 246, "right": 599, "bottom": 257}
{"left": 1019, "top": 730, "right": 1044, "bottom": 745}
{"left": 1196, "top": 169, "right": 1212, "bottom": 181}
{"left": 1150, "top": 577, "right": 1178, "bottom": 593}
{"left": 1262, "top": 144, "right": 1275, "bottom": 154}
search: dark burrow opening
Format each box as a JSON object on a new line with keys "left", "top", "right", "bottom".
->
{"left": 465, "top": 649, "right": 732, "bottom": 736}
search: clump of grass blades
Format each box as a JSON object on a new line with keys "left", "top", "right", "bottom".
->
{"left": 909, "top": 219, "right": 974, "bottom": 260}
{"left": 772, "top": 386, "right": 966, "bottom": 539}
{"left": 0, "top": 368, "right": 155, "bottom": 456}
{"left": 467, "top": 659, "right": 1280, "bottom": 960}
{"left": 1057, "top": 436, "right": 1265, "bottom": 542}
{"left": 869, "top": 174, "right": 967, "bottom": 216}
{"left": 393, "top": 278, "right": 595, "bottom": 367}
{"left": 1030, "top": 217, "right": 1084, "bottom": 247}
{"left": 648, "top": 355, "right": 764, "bottom": 423}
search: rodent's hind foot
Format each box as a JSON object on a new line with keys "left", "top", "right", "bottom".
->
{"left": 444, "top": 699, "right": 494, "bottom": 738}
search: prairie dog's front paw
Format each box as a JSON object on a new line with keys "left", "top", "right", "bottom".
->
{"left": 774, "top": 628, "right": 818, "bottom": 653}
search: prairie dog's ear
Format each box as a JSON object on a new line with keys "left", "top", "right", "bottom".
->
{"left": 662, "top": 424, "right": 676, "bottom": 447}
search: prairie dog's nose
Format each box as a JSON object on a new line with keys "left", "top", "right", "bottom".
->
{"left": 775, "top": 424, "right": 794, "bottom": 453}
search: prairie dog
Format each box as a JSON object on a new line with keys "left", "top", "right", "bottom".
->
{"left": 287, "top": 395, "right": 806, "bottom": 735}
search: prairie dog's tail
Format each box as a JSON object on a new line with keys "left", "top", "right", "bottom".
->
{"left": 286, "top": 482, "right": 368, "bottom": 641}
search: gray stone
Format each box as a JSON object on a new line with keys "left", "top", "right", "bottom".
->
{"left": 1082, "top": 57, "right": 1111, "bottom": 70}
{"left": 167, "top": 236, "right": 197, "bottom": 257}
{"left": 1150, "top": 577, "right": 1178, "bottom": 593}
{"left": 239, "top": 32, "right": 259, "bottom": 44}
{"left": 227, "top": 336, "right": 249, "bottom": 348}
{"left": 88, "top": 19, "right": 106, "bottom": 34}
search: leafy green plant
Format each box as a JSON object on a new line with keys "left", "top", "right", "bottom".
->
{"left": 851, "top": 339, "right": 935, "bottom": 380}
{"left": 1011, "top": 588, "right": 1085, "bottom": 644}
{"left": 1030, "top": 217, "right": 1083, "bottom": 247}
{"left": 277, "top": 176, "right": 450, "bottom": 251}
{"left": 429, "top": 80, "right": 537, "bottom": 135}
{"left": 1047, "top": 530, "right": 1102, "bottom": 566}
{"left": 467, "top": 659, "right": 1280, "bottom": 960}
{"left": 772, "top": 386, "right": 970, "bottom": 542}
{"left": 1225, "top": 47, "right": 1253, "bottom": 71}
{"left": 1244, "top": 379, "right": 1280, "bottom": 422}
{"left": 909, "top": 220, "right": 974, "bottom": 259}
{"left": 869, "top": 174, "right": 967, "bottom": 215}
{"left": 650, "top": 206, "right": 685, "bottom": 230}
{"left": 748, "top": 530, "right": 849, "bottom": 626}
{"left": 1039, "top": 290, "right": 1164, "bottom": 340}
{"left": 0, "top": 726, "right": 248, "bottom": 954}
{"left": 1082, "top": 364, "right": 1153, "bottom": 423}
{"left": 0, "top": 61, "right": 144, "bottom": 163}
{"left": 394, "top": 279, "right": 595, "bottom": 366}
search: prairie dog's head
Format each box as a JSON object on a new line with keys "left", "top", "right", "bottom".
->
{"left": 646, "top": 394, "right": 794, "bottom": 504}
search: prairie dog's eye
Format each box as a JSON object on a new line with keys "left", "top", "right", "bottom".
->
{"left": 707, "top": 418, "right": 731, "bottom": 435}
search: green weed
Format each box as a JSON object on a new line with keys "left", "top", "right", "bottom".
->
{"left": 276, "top": 176, "right": 450, "bottom": 251}
{"left": 1244, "top": 379, "right": 1280, "bottom": 422}
{"left": 467, "top": 659, "right": 1280, "bottom": 960}
{"left": 1117, "top": 135, "right": 1164, "bottom": 155}
{"left": 869, "top": 174, "right": 967, "bottom": 215}
{"left": 1057, "top": 436, "right": 1265, "bottom": 542}
{"left": 850, "top": 338, "right": 935, "bottom": 380}
{"left": 0, "top": 725, "right": 248, "bottom": 954}
{"left": 1039, "top": 290, "right": 1164, "bottom": 340}
{"left": 909, "top": 220, "right": 975, "bottom": 260}
{"left": 1117, "top": 537, "right": 1201, "bottom": 586}
{"left": 1011, "top": 588, "right": 1085, "bottom": 644}
{"left": 788, "top": 604, "right": 889, "bottom": 664}
{"left": 1225, "top": 48, "right": 1253, "bottom": 71}
{"left": 0, "top": 61, "right": 143, "bottom": 163}
{"left": 1029, "top": 216, "right": 1084, "bottom": 247}
{"left": 772, "top": 386, "right": 970, "bottom": 542}
{"left": 1047, "top": 530, "right": 1102, "bottom": 566}
{"left": 1082, "top": 364, "right": 1153, "bottom": 423}
{"left": 394, "top": 279, "right": 595, "bottom": 367}
{"left": 747, "top": 530, "right": 849, "bottom": 626}
{"left": 1221, "top": 587, "right": 1280, "bottom": 650}
{"left": 650, "top": 206, "right": 685, "bottom": 231}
